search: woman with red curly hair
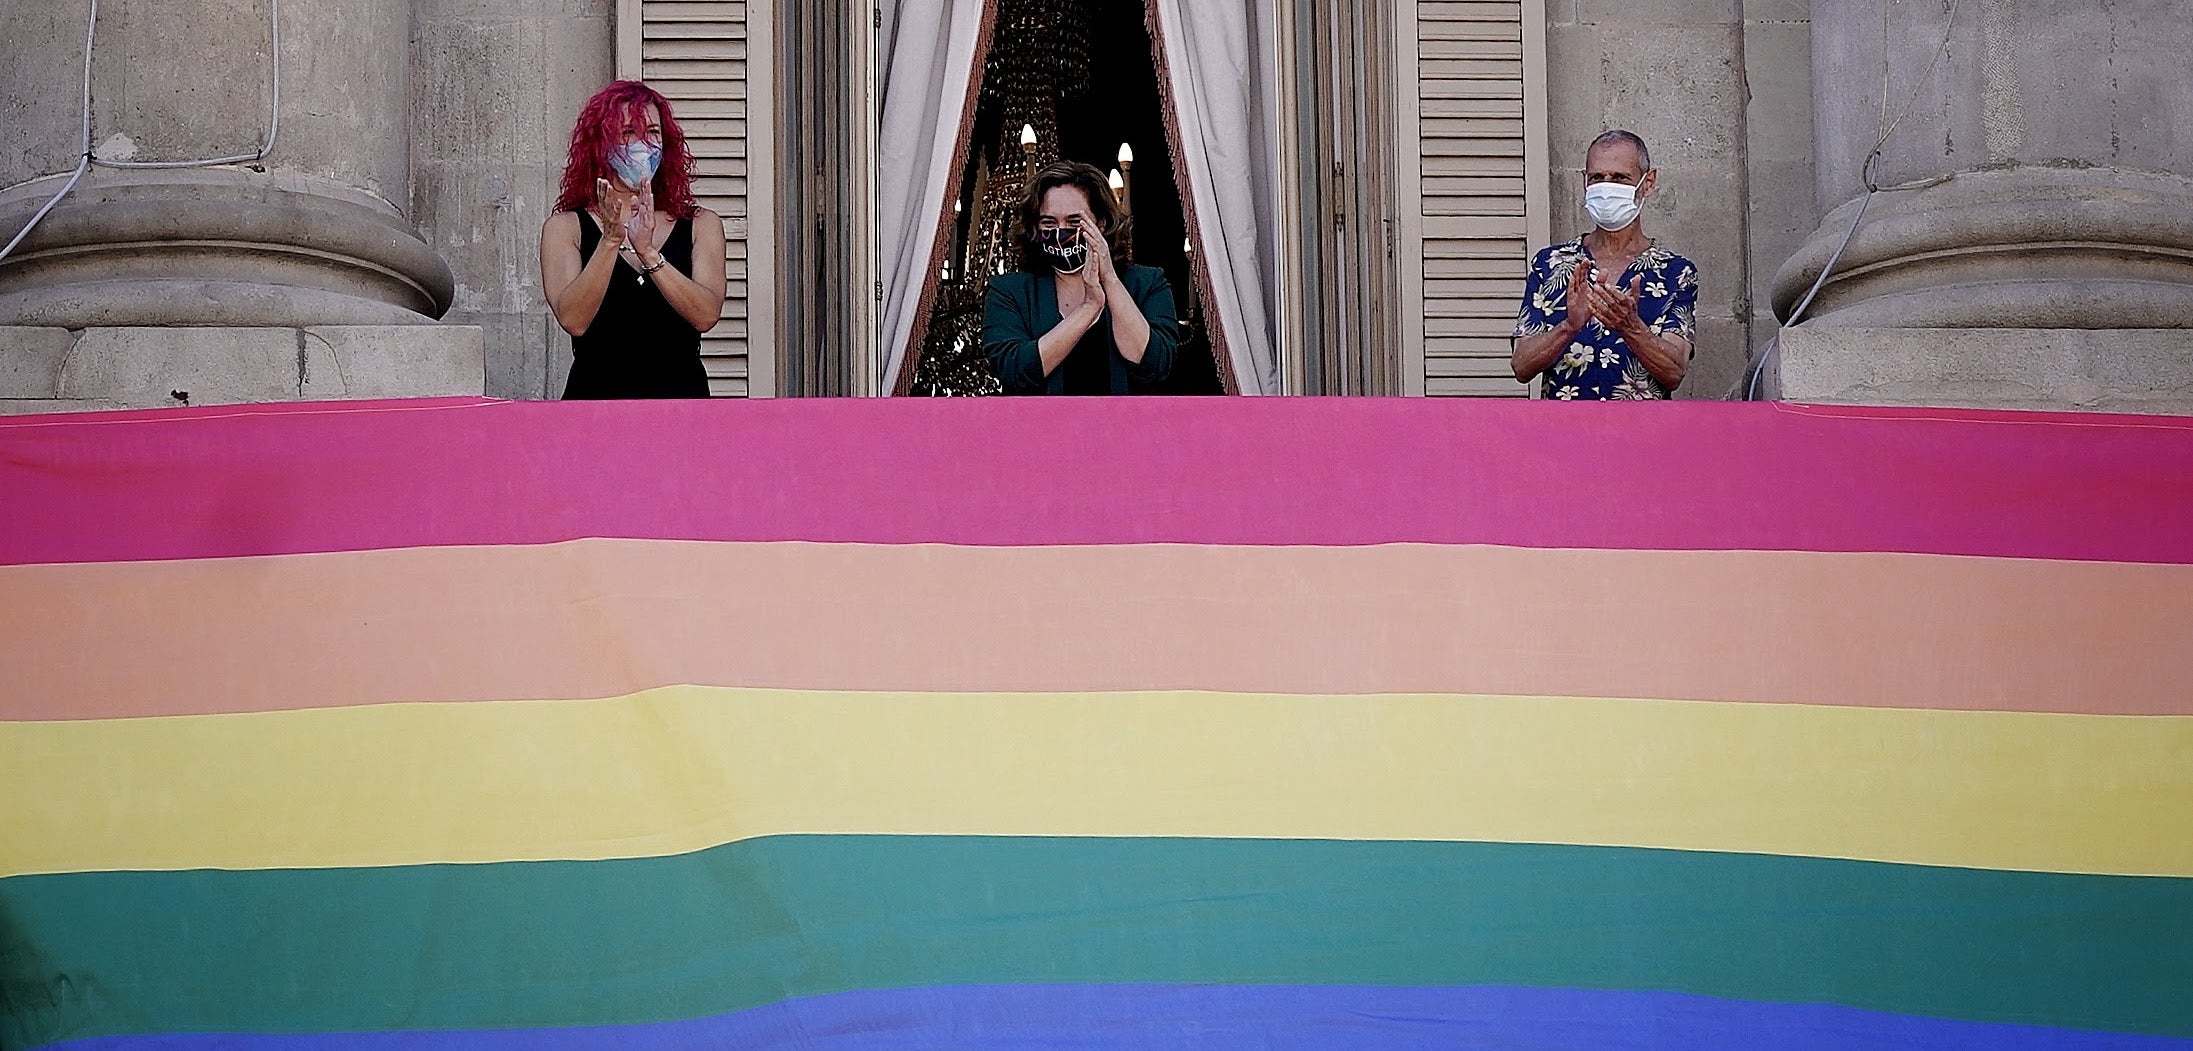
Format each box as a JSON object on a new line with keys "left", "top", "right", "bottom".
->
{"left": 541, "top": 81, "right": 726, "bottom": 398}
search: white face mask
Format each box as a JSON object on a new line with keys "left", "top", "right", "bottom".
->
{"left": 1584, "top": 182, "right": 1642, "bottom": 232}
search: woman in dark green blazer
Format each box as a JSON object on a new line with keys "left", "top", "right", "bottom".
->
{"left": 983, "top": 161, "right": 1178, "bottom": 395}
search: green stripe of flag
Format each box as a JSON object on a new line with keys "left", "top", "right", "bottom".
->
{"left": 5, "top": 836, "right": 2189, "bottom": 1048}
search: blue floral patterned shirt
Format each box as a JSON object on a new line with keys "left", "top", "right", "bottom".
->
{"left": 1513, "top": 238, "right": 1700, "bottom": 400}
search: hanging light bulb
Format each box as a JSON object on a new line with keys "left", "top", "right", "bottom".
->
{"left": 1018, "top": 124, "right": 1041, "bottom": 189}
{"left": 1115, "top": 144, "right": 1135, "bottom": 214}
{"left": 1183, "top": 237, "right": 1194, "bottom": 256}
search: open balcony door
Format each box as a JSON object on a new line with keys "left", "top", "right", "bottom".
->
{"left": 876, "top": 0, "right": 1285, "bottom": 396}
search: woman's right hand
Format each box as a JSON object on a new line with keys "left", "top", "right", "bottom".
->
{"left": 595, "top": 178, "right": 633, "bottom": 248}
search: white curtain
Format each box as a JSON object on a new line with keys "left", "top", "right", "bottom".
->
{"left": 876, "top": 0, "right": 988, "bottom": 395}
{"left": 1152, "top": 0, "right": 1282, "bottom": 395}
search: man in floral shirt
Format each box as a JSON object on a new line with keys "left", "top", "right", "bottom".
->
{"left": 1511, "top": 130, "right": 1698, "bottom": 399}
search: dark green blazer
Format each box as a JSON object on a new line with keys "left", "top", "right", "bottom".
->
{"left": 982, "top": 265, "right": 1179, "bottom": 395}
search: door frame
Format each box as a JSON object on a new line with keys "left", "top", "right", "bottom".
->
{"left": 1275, "top": 0, "right": 1406, "bottom": 396}
{"left": 773, "top": 0, "right": 877, "bottom": 397}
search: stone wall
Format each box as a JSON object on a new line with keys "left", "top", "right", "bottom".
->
{"left": 411, "top": 0, "right": 614, "bottom": 399}
{"left": 0, "top": 324, "right": 486, "bottom": 413}
{"left": 1543, "top": 0, "right": 1814, "bottom": 399}
{"left": 1764, "top": 0, "right": 2193, "bottom": 411}
{"left": 0, "top": 0, "right": 614, "bottom": 410}
{"left": 12, "top": 0, "right": 2179, "bottom": 412}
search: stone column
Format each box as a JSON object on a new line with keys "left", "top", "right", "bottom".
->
{"left": 1767, "top": 0, "right": 2193, "bottom": 412}
{"left": 0, "top": 0, "right": 480, "bottom": 412}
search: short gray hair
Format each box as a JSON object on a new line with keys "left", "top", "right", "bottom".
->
{"left": 1587, "top": 130, "right": 1652, "bottom": 173}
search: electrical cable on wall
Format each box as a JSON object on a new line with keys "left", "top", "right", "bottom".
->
{"left": 0, "top": 0, "right": 282, "bottom": 264}
{"left": 1748, "top": 0, "right": 1963, "bottom": 400}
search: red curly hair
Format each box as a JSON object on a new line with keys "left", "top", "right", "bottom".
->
{"left": 555, "top": 81, "right": 697, "bottom": 220}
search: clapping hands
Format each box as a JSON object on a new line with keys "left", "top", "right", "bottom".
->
{"left": 1075, "top": 212, "right": 1115, "bottom": 294}
{"left": 594, "top": 177, "right": 657, "bottom": 254}
{"left": 1562, "top": 264, "right": 1644, "bottom": 336}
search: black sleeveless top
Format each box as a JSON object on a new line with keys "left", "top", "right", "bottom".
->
{"left": 562, "top": 211, "right": 708, "bottom": 399}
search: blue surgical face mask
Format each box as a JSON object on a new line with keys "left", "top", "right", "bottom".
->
{"left": 609, "top": 140, "right": 663, "bottom": 191}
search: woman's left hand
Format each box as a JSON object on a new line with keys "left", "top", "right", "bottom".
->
{"left": 626, "top": 189, "right": 660, "bottom": 260}
{"left": 1077, "top": 213, "right": 1117, "bottom": 287}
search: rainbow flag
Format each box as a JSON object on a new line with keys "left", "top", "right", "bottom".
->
{"left": 2, "top": 397, "right": 2190, "bottom": 1050}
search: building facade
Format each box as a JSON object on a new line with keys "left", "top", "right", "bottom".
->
{"left": 2, "top": 0, "right": 2187, "bottom": 411}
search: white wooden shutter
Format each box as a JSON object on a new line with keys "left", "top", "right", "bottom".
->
{"left": 1397, "top": 0, "right": 1546, "bottom": 397}
{"left": 629, "top": 0, "right": 773, "bottom": 397}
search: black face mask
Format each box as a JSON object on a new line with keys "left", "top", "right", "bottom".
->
{"left": 1036, "top": 226, "right": 1089, "bottom": 273}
